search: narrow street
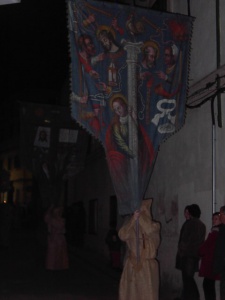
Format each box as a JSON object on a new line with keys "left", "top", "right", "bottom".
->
{"left": 0, "top": 226, "right": 120, "bottom": 300}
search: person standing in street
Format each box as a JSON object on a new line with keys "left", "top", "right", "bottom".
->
{"left": 44, "top": 205, "right": 69, "bottom": 271}
{"left": 176, "top": 203, "right": 206, "bottom": 300}
{"left": 213, "top": 205, "right": 225, "bottom": 300}
{"left": 176, "top": 205, "right": 191, "bottom": 270}
{"left": 198, "top": 212, "right": 221, "bottom": 300}
{"left": 118, "top": 198, "right": 160, "bottom": 300}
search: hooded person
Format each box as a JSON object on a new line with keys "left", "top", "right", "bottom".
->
{"left": 118, "top": 198, "right": 161, "bottom": 300}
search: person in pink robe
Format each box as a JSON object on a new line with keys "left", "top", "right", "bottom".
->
{"left": 44, "top": 205, "right": 69, "bottom": 270}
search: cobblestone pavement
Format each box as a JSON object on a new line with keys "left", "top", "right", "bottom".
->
{"left": 0, "top": 227, "right": 121, "bottom": 300}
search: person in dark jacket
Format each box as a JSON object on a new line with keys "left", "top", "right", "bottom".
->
{"left": 176, "top": 205, "right": 191, "bottom": 270}
{"left": 176, "top": 203, "right": 206, "bottom": 300}
{"left": 213, "top": 205, "right": 225, "bottom": 300}
{"left": 199, "top": 212, "right": 221, "bottom": 300}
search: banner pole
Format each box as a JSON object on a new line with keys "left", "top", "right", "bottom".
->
{"left": 136, "top": 218, "right": 140, "bottom": 263}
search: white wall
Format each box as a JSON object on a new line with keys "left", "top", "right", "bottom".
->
{"left": 169, "top": 0, "right": 224, "bottom": 84}
{"left": 144, "top": 0, "right": 225, "bottom": 298}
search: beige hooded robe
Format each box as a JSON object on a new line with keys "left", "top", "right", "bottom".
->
{"left": 118, "top": 199, "right": 160, "bottom": 300}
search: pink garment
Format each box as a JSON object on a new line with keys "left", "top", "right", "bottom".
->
{"left": 45, "top": 212, "right": 69, "bottom": 270}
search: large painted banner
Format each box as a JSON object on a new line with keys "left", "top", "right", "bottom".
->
{"left": 68, "top": 0, "right": 194, "bottom": 215}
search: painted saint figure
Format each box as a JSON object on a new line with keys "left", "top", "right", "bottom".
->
{"left": 156, "top": 43, "right": 179, "bottom": 84}
{"left": 78, "top": 33, "right": 104, "bottom": 79}
{"left": 96, "top": 25, "right": 126, "bottom": 89}
{"left": 106, "top": 93, "right": 154, "bottom": 160}
{"left": 107, "top": 93, "right": 135, "bottom": 158}
{"left": 105, "top": 93, "right": 155, "bottom": 213}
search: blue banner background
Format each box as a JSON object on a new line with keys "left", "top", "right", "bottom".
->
{"left": 68, "top": 0, "right": 194, "bottom": 214}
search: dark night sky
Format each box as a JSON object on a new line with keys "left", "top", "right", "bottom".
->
{"left": 0, "top": 0, "right": 70, "bottom": 111}
{"left": 0, "top": 0, "right": 164, "bottom": 120}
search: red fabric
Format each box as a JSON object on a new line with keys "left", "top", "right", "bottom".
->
{"left": 105, "top": 123, "right": 154, "bottom": 170}
{"left": 139, "top": 124, "right": 155, "bottom": 167}
{"left": 89, "top": 116, "right": 101, "bottom": 137}
{"left": 78, "top": 53, "right": 92, "bottom": 73}
{"left": 105, "top": 120, "right": 155, "bottom": 214}
{"left": 105, "top": 123, "right": 131, "bottom": 188}
{"left": 106, "top": 149, "right": 130, "bottom": 199}
{"left": 198, "top": 229, "right": 220, "bottom": 280}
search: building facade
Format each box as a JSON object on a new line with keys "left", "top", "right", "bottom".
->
{"left": 67, "top": 0, "right": 225, "bottom": 298}
{"left": 1, "top": 0, "right": 225, "bottom": 298}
